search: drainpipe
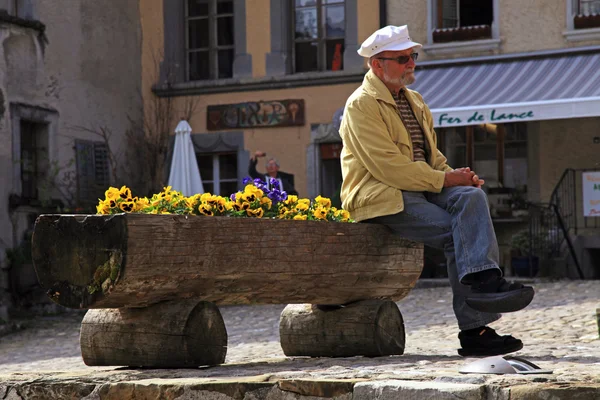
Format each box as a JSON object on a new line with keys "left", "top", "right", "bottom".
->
{"left": 379, "top": 0, "right": 387, "bottom": 28}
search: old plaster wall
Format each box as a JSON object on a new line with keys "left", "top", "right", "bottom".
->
{"left": 246, "top": 0, "right": 270, "bottom": 78}
{"left": 0, "top": 1, "right": 142, "bottom": 309}
{"left": 36, "top": 0, "right": 142, "bottom": 176}
{"left": 386, "top": 0, "right": 428, "bottom": 50}
{"left": 536, "top": 117, "right": 600, "bottom": 202}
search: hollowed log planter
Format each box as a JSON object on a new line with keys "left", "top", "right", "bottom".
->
{"left": 32, "top": 213, "right": 423, "bottom": 366}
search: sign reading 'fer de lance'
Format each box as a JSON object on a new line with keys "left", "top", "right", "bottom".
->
{"left": 436, "top": 109, "right": 535, "bottom": 127}
{"left": 207, "top": 99, "right": 305, "bottom": 131}
{"left": 582, "top": 172, "right": 600, "bottom": 217}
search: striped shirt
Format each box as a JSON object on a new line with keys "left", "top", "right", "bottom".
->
{"left": 393, "top": 89, "right": 428, "bottom": 163}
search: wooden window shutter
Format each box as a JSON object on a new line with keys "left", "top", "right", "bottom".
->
{"left": 93, "top": 142, "right": 110, "bottom": 190}
{"left": 76, "top": 140, "right": 109, "bottom": 204}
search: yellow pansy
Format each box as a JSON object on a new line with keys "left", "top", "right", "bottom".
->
{"left": 119, "top": 186, "right": 132, "bottom": 200}
{"left": 293, "top": 214, "right": 307, "bottom": 221}
{"left": 313, "top": 206, "right": 328, "bottom": 220}
{"left": 335, "top": 209, "right": 351, "bottom": 222}
{"left": 246, "top": 208, "right": 264, "bottom": 218}
{"left": 96, "top": 203, "right": 110, "bottom": 214}
{"left": 198, "top": 203, "right": 213, "bottom": 216}
{"left": 119, "top": 201, "right": 135, "bottom": 212}
{"left": 315, "top": 195, "right": 332, "bottom": 208}
{"left": 241, "top": 192, "right": 257, "bottom": 203}
{"left": 244, "top": 184, "right": 263, "bottom": 198}
{"left": 295, "top": 203, "right": 309, "bottom": 212}
{"left": 284, "top": 195, "right": 298, "bottom": 205}
{"left": 260, "top": 196, "right": 272, "bottom": 209}
{"left": 105, "top": 187, "right": 120, "bottom": 200}
{"left": 232, "top": 191, "right": 243, "bottom": 203}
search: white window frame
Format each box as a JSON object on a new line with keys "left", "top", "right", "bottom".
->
{"left": 198, "top": 153, "right": 238, "bottom": 196}
{"left": 564, "top": 0, "right": 600, "bottom": 41}
{"left": 424, "top": 0, "right": 501, "bottom": 56}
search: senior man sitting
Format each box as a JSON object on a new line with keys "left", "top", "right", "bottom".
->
{"left": 338, "top": 25, "right": 534, "bottom": 357}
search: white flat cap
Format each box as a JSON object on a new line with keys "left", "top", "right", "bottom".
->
{"left": 357, "top": 25, "right": 422, "bottom": 58}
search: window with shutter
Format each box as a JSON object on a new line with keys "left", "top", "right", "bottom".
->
{"left": 75, "top": 140, "right": 110, "bottom": 204}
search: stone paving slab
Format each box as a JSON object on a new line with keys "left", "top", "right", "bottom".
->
{"left": 0, "top": 280, "right": 598, "bottom": 399}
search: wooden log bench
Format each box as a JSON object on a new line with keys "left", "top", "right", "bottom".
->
{"left": 31, "top": 213, "right": 423, "bottom": 368}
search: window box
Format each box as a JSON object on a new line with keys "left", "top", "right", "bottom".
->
{"left": 427, "top": 0, "right": 499, "bottom": 52}
{"left": 566, "top": 0, "right": 600, "bottom": 37}
{"left": 432, "top": 25, "right": 492, "bottom": 43}
{"left": 574, "top": 13, "right": 600, "bottom": 29}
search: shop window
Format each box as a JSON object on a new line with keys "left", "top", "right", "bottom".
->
{"left": 186, "top": 0, "right": 234, "bottom": 81}
{"left": 441, "top": 123, "right": 527, "bottom": 219}
{"left": 574, "top": 0, "right": 600, "bottom": 29}
{"left": 441, "top": 123, "right": 527, "bottom": 190}
{"left": 197, "top": 152, "right": 238, "bottom": 195}
{"left": 293, "top": 0, "right": 345, "bottom": 73}
{"left": 431, "top": 0, "right": 493, "bottom": 43}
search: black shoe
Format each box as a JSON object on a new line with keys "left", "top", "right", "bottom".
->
{"left": 466, "top": 278, "right": 534, "bottom": 313}
{"left": 458, "top": 326, "right": 523, "bottom": 357}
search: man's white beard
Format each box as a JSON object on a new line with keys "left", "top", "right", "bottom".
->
{"left": 384, "top": 70, "right": 415, "bottom": 87}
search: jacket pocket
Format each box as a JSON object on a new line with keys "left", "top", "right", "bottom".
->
{"left": 355, "top": 178, "right": 393, "bottom": 209}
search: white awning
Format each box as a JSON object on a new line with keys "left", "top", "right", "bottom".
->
{"left": 410, "top": 47, "right": 600, "bottom": 128}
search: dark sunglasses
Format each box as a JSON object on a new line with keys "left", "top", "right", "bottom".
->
{"left": 377, "top": 53, "right": 418, "bottom": 64}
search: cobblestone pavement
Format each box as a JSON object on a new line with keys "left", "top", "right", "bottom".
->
{"left": 0, "top": 280, "right": 598, "bottom": 384}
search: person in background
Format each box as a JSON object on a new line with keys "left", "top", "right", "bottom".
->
{"left": 338, "top": 25, "right": 534, "bottom": 357}
{"left": 249, "top": 151, "right": 298, "bottom": 195}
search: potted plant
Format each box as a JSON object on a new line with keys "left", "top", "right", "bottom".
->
{"left": 510, "top": 229, "right": 539, "bottom": 277}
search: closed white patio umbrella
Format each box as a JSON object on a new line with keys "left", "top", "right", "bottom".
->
{"left": 167, "top": 120, "right": 204, "bottom": 196}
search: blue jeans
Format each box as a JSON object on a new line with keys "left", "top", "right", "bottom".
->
{"left": 363, "top": 186, "right": 502, "bottom": 330}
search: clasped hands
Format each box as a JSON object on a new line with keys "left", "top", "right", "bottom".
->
{"left": 444, "top": 167, "right": 485, "bottom": 188}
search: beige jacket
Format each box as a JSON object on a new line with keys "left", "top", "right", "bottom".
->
{"left": 339, "top": 69, "right": 453, "bottom": 222}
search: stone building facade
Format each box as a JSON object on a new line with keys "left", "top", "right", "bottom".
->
{"left": 0, "top": 0, "right": 142, "bottom": 317}
{"left": 139, "top": 0, "right": 600, "bottom": 277}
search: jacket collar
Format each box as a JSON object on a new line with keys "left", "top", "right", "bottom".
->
{"left": 362, "top": 69, "right": 424, "bottom": 116}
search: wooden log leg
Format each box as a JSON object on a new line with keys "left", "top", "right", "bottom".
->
{"left": 279, "top": 300, "right": 405, "bottom": 357}
{"left": 80, "top": 300, "right": 227, "bottom": 368}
